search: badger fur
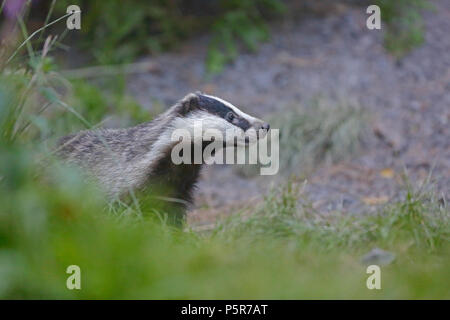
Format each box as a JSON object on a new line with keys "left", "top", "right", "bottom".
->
{"left": 56, "top": 92, "right": 269, "bottom": 224}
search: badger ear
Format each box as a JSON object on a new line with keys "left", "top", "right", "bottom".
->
{"left": 176, "top": 93, "right": 199, "bottom": 115}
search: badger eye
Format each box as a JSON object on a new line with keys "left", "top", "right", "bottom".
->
{"left": 226, "top": 112, "right": 234, "bottom": 122}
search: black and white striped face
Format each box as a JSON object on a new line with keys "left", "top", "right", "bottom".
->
{"left": 174, "top": 93, "right": 270, "bottom": 147}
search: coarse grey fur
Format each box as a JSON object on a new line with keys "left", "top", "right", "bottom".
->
{"left": 56, "top": 92, "right": 269, "bottom": 224}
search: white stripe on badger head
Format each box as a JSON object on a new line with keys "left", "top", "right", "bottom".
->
{"left": 203, "top": 94, "right": 258, "bottom": 124}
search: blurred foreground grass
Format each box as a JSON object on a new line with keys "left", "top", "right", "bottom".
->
{"left": 1, "top": 151, "right": 449, "bottom": 298}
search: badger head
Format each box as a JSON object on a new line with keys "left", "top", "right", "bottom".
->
{"left": 173, "top": 92, "right": 270, "bottom": 147}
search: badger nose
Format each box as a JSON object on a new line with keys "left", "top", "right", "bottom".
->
{"left": 256, "top": 122, "right": 269, "bottom": 131}
{"left": 255, "top": 122, "right": 270, "bottom": 138}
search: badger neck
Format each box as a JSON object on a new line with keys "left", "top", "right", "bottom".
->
{"left": 144, "top": 141, "right": 214, "bottom": 208}
{"left": 132, "top": 112, "right": 219, "bottom": 207}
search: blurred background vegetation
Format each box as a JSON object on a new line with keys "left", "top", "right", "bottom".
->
{"left": 49, "top": 0, "right": 286, "bottom": 71}
{"left": 11, "top": 0, "right": 431, "bottom": 70}
{"left": 0, "top": 0, "right": 448, "bottom": 299}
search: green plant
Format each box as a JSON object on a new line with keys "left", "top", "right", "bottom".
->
{"left": 54, "top": 0, "right": 197, "bottom": 64}
{"left": 0, "top": 43, "right": 68, "bottom": 143}
{"left": 67, "top": 78, "right": 151, "bottom": 126}
{"left": 207, "top": 0, "right": 285, "bottom": 73}
{"left": 49, "top": 0, "right": 284, "bottom": 71}
{"left": 376, "top": 0, "right": 432, "bottom": 57}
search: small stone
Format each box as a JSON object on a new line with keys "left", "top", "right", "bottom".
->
{"left": 361, "top": 248, "right": 396, "bottom": 266}
{"left": 373, "top": 121, "right": 407, "bottom": 152}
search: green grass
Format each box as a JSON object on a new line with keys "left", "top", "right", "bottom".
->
{"left": 376, "top": 0, "right": 432, "bottom": 58}
{"left": 1, "top": 160, "right": 448, "bottom": 298}
{"left": 215, "top": 180, "right": 448, "bottom": 251}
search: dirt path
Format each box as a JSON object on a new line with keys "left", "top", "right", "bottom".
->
{"left": 128, "top": 1, "right": 449, "bottom": 224}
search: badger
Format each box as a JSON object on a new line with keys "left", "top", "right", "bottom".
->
{"left": 56, "top": 92, "right": 270, "bottom": 225}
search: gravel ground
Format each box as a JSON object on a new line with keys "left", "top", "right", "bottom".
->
{"left": 128, "top": 0, "right": 449, "bottom": 224}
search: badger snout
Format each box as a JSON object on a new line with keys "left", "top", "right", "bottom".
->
{"left": 243, "top": 120, "right": 270, "bottom": 144}
{"left": 256, "top": 122, "right": 270, "bottom": 132}
{"left": 253, "top": 121, "right": 270, "bottom": 139}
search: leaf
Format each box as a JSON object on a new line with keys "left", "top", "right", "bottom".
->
{"left": 362, "top": 196, "right": 389, "bottom": 205}
{"left": 380, "top": 168, "right": 395, "bottom": 178}
{"left": 206, "top": 48, "right": 227, "bottom": 74}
